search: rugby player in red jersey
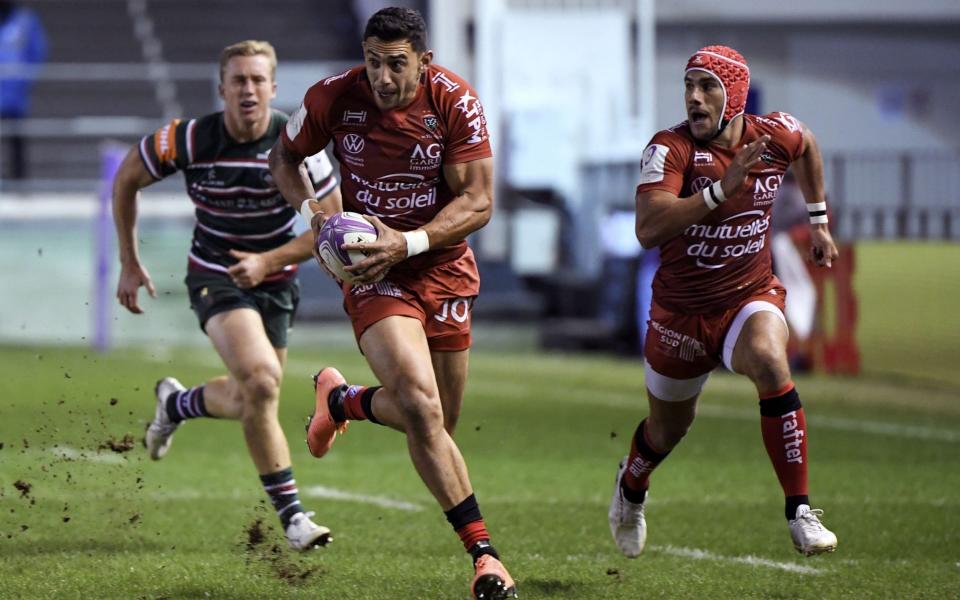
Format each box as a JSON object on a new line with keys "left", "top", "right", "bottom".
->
{"left": 269, "top": 7, "right": 517, "bottom": 599}
{"left": 608, "top": 45, "right": 839, "bottom": 558}
{"left": 113, "top": 41, "right": 340, "bottom": 551}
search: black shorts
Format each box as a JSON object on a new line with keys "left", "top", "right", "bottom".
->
{"left": 185, "top": 271, "right": 300, "bottom": 348}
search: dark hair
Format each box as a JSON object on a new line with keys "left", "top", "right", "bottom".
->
{"left": 363, "top": 7, "right": 428, "bottom": 53}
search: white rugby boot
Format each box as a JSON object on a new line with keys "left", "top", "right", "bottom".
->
{"left": 285, "top": 511, "right": 332, "bottom": 551}
{"left": 608, "top": 457, "right": 647, "bottom": 558}
{"left": 789, "top": 504, "right": 838, "bottom": 556}
{"left": 144, "top": 377, "right": 185, "bottom": 460}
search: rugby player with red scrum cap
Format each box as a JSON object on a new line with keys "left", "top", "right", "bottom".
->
{"left": 608, "top": 45, "right": 839, "bottom": 558}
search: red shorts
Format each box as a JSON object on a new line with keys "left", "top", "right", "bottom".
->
{"left": 644, "top": 275, "right": 787, "bottom": 381}
{"left": 341, "top": 247, "right": 480, "bottom": 351}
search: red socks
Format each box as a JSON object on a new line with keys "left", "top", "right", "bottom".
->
{"left": 342, "top": 385, "right": 382, "bottom": 424}
{"left": 621, "top": 419, "right": 670, "bottom": 502}
{"left": 456, "top": 520, "right": 490, "bottom": 552}
{"left": 444, "top": 494, "right": 491, "bottom": 552}
{"left": 759, "top": 382, "right": 809, "bottom": 498}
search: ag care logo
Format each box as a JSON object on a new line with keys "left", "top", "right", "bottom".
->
{"left": 752, "top": 174, "right": 783, "bottom": 206}
{"left": 410, "top": 143, "right": 442, "bottom": 171}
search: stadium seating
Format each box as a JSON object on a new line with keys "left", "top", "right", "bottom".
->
{"left": 18, "top": 0, "right": 360, "bottom": 187}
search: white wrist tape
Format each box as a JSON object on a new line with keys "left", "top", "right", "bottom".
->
{"left": 299, "top": 199, "right": 316, "bottom": 225}
{"left": 402, "top": 229, "right": 429, "bottom": 258}
{"left": 702, "top": 181, "right": 726, "bottom": 210}
{"left": 807, "top": 201, "right": 829, "bottom": 224}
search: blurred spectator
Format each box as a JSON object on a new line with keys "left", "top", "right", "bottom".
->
{"left": 0, "top": 0, "right": 47, "bottom": 180}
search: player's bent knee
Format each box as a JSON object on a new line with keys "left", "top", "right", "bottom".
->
{"left": 646, "top": 412, "right": 694, "bottom": 450}
{"left": 396, "top": 391, "right": 445, "bottom": 438}
{"left": 238, "top": 367, "right": 282, "bottom": 406}
{"left": 744, "top": 334, "right": 784, "bottom": 363}
{"left": 754, "top": 360, "right": 790, "bottom": 387}
{"left": 403, "top": 402, "right": 445, "bottom": 437}
{"left": 741, "top": 343, "right": 790, "bottom": 386}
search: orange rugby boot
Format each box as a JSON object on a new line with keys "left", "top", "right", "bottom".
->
{"left": 305, "top": 368, "right": 348, "bottom": 458}
{"left": 471, "top": 554, "right": 518, "bottom": 600}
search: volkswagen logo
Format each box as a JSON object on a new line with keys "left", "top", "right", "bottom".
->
{"left": 343, "top": 133, "right": 365, "bottom": 154}
{"left": 690, "top": 176, "right": 713, "bottom": 193}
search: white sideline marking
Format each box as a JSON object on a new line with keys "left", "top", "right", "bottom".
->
{"left": 140, "top": 353, "right": 960, "bottom": 443}
{"left": 651, "top": 544, "right": 827, "bottom": 575}
{"left": 698, "top": 404, "right": 960, "bottom": 443}
{"left": 303, "top": 485, "right": 424, "bottom": 512}
{"left": 147, "top": 489, "right": 248, "bottom": 501}
{"left": 49, "top": 446, "right": 127, "bottom": 464}
{"left": 813, "top": 414, "right": 960, "bottom": 443}
{"left": 142, "top": 486, "right": 424, "bottom": 512}
{"left": 467, "top": 380, "right": 960, "bottom": 443}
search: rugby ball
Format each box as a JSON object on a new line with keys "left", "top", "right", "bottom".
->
{"left": 316, "top": 212, "right": 378, "bottom": 284}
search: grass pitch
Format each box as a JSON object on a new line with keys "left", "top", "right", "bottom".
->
{"left": 854, "top": 241, "right": 960, "bottom": 387}
{"left": 1, "top": 343, "right": 958, "bottom": 599}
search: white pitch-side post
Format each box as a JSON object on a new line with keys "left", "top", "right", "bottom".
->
{"left": 637, "top": 0, "right": 656, "bottom": 145}
{"left": 473, "top": 0, "right": 504, "bottom": 164}
{"left": 472, "top": 0, "right": 508, "bottom": 262}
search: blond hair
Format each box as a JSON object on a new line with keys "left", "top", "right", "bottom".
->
{"left": 219, "top": 40, "right": 277, "bottom": 82}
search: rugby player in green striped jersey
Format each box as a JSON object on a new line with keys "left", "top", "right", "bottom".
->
{"left": 112, "top": 40, "right": 342, "bottom": 551}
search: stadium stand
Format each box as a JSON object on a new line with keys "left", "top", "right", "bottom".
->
{"left": 149, "top": 0, "right": 358, "bottom": 65}
{"left": 15, "top": 0, "right": 359, "bottom": 188}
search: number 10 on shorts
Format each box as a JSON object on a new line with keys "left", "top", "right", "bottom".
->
{"left": 434, "top": 298, "right": 473, "bottom": 323}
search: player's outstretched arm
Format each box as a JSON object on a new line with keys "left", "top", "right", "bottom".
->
{"left": 635, "top": 135, "right": 771, "bottom": 249}
{"left": 227, "top": 185, "right": 343, "bottom": 288}
{"left": 791, "top": 124, "right": 838, "bottom": 268}
{"left": 225, "top": 235, "right": 312, "bottom": 289}
{"left": 112, "top": 145, "right": 159, "bottom": 314}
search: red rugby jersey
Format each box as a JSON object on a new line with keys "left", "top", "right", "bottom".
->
{"left": 282, "top": 64, "right": 492, "bottom": 271}
{"left": 637, "top": 112, "right": 805, "bottom": 313}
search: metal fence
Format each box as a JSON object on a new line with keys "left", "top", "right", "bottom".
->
{"left": 827, "top": 152, "right": 960, "bottom": 240}
{"left": 580, "top": 149, "right": 960, "bottom": 243}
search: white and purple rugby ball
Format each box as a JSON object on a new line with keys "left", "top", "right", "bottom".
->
{"left": 316, "top": 212, "right": 378, "bottom": 284}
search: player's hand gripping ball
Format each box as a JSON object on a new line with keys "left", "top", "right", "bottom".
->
{"left": 316, "top": 212, "right": 379, "bottom": 284}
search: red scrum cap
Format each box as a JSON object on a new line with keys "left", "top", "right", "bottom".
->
{"left": 686, "top": 45, "right": 750, "bottom": 126}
